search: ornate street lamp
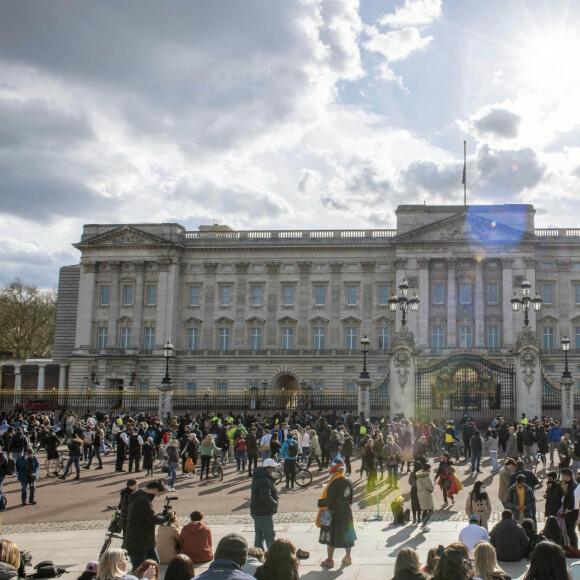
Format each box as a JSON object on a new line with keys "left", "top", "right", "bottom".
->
{"left": 359, "top": 335, "right": 370, "bottom": 379}
{"left": 162, "top": 340, "right": 173, "bottom": 387}
{"left": 511, "top": 278, "right": 542, "bottom": 327}
{"left": 389, "top": 279, "right": 420, "bottom": 326}
{"left": 562, "top": 335, "right": 572, "bottom": 379}
{"left": 261, "top": 380, "right": 268, "bottom": 397}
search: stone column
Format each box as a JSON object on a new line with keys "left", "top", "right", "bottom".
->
{"left": 501, "top": 258, "right": 514, "bottom": 347}
{"left": 298, "top": 262, "right": 312, "bottom": 347}
{"left": 561, "top": 376, "right": 575, "bottom": 427}
{"left": 235, "top": 263, "right": 249, "bottom": 347}
{"left": 14, "top": 364, "right": 22, "bottom": 390}
{"left": 475, "top": 260, "right": 485, "bottom": 347}
{"left": 446, "top": 259, "right": 457, "bottom": 347}
{"left": 513, "top": 327, "right": 542, "bottom": 419}
{"left": 417, "top": 259, "right": 430, "bottom": 347}
{"left": 361, "top": 262, "right": 376, "bottom": 340}
{"left": 108, "top": 262, "right": 122, "bottom": 347}
{"left": 524, "top": 257, "right": 538, "bottom": 332}
{"left": 156, "top": 258, "right": 179, "bottom": 346}
{"left": 132, "top": 262, "right": 145, "bottom": 347}
{"left": 202, "top": 263, "right": 218, "bottom": 347}
{"left": 76, "top": 262, "right": 97, "bottom": 347}
{"left": 58, "top": 364, "right": 67, "bottom": 390}
{"left": 329, "top": 262, "right": 343, "bottom": 346}
{"left": 158, "top": 385, "right": 174, "bottom": 418}
{"left": 37, "top": 363, "right": 46, "bottom": 391}
{"left": 389, "top": 328, "right": 416, "bottom": 419}
{"left": 265, "top": 262, "right": 280, "bottom": 347}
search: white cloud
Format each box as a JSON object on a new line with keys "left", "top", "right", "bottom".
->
{"left": 378, "top": 0, "right": 442, "bottom": 28}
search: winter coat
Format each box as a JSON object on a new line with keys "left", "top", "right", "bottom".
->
{"left": 0, "top": 561, "right": 18, "bottom": 580}
{"left": 505, "top": 484, "right": 536, "bottom": 519}
{"left": 179, "top": 521, "right": 213, "bottom": 564}
{"left": 381, "top": 442, "right": 402, "bottom": 465}
{"left": 156, "top": 523, "right": 180, "bottom": 564}
{"left": 488, "top": 436, "right": 499, "bottom": 453}
{"left": 415, "top": 470, "right": 434, "bottom": 510}
{"left": 536, "top": 431, "right": 549, "bottom": 454}
{"left": 522, "top": 427, "right": 535, "bottom": 446}
{"left": 118, "top": 486, "right": 134, "bottom": 530}
{"left": 465, "top": 492, "right": 492, "bottom": 529}
{"left": 489, "top": 518, "right": 529, "bottom": 561}
{"left": 317, "top": 475, "right": 356, "bottom": 549}
{"left": 250, "top": 467, "right": 279, "bottom": 516}
{"left": 498, "top": 466, "right": 514, "bottom": 503}
{"left": 341, "top": 437, "right": 354, "bottom": 458}
{"left": 507, "top": 433, "right": 518, "bottom": 457}
{"left": 123, "top": 489, "right": 167, "bottom": 550}
{"left": 310, "top": 435, "right": 322, "bottom": 455}
{"left": 195, "top": 559, "right": 255, "bottom": 580}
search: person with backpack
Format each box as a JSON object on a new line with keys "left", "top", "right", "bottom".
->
{"left": 278, "top": 432, "right": 300, "bottom": 489}
{"left": 16, "top": 447, "right": 39, "bottom": 505}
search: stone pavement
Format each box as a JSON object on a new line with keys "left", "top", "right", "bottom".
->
{"left": 5, "top": 518, "right": 536, "bottom": 580}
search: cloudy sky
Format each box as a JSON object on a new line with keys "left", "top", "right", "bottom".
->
{"left": 2, "top": 0, "right": 580, "bottom": 288}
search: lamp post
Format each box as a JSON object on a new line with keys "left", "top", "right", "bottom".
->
{"left": 261, "top": 380, "right": 268, "bottom": 397}
{"left": 561, "top": 335, "right": 574, "bottom": 425}
{"left": 389, "top": 279, "right": 420, "bottom": 327}
{"left": 204, "top": 388, "right": 211, "bottom": 418}
{"left": 511, "top": 278, "right": 542, "bottom": 327}
{"left": 159, "top": 339, "right": 174, "bottom": 420}
{"left": 357, "top": 335, "right": 372, "bottom": 420}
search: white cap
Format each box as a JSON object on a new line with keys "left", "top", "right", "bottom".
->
{"left": 263, "top": 458, "right": 279, "bottom": 468}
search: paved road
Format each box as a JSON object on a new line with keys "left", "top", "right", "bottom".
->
{"left": 1, "top": 447, "right": 550, "bottom": 528}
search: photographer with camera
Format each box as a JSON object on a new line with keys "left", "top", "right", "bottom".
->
{"left": 124, "top": 480, "right": 173, "bottom": 570}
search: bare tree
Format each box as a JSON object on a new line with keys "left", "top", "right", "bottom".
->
{"left": 0, "top": 278, "right": 57, "bottom": 359}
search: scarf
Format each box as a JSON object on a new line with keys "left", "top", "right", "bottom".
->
{"left": 26, "top": 456, "right": 34, "bottom": 481}
{"left": 315, "top": 472, "right": 345, "bottom": 528}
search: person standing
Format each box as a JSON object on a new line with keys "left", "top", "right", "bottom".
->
{"left": 234, "top": 432, "right": 248, "bottom": 472}
{"left": 250, "top": 458, "right": 279, "bottom": 551}
{"left": 505, "top": 474, "right": 536, "bottom": 523}
{"left": 317, "top": 457, "right": 356, "bottom": 568}
{"left": 341, "top": 433, "right": 354, "bottom": 476}
{"left": 488, "top": 429, "right": 499, "bottom": 474}
{"left": 165, "top": 439, "right": 179, "bottom": 492}
{"left": 115, "top": 425, "right": 128, "bottom": 473}
{"left": 246, "top": 428, "right": 259, "bottom": 477}
{"left": 199, "top": 434, "right": 220, "bottom": 481}
{"left": 507, "top": 426, "right": 519, "bottom": 461}
{"left": 382, "top": 435, "right": 402, "bottom": 489}
{"left": 548, "top": 422, "right": 562, "bottom": 466}
{"left": 59, "top": 434, "right": 83, "bottom": 481}
{"left": 464, "top": 481, "right": 492, "bottom": 530}
{"left": 278, "top": 432, "right": 299, "bottom": 489}
{"left": 128, "top": 428, "right": 143, "bottom": 473}
{"left": 470, "top": 430, "right": 484, "bottom": 474}
{"left": 118, "top": 478, "right": 138, "bottom": 538}
{"left": 498, "top": 458, "right": 516, "bottom": 507}
{"left": 259, "top": 430, "right": 272, "bottom": 462}
{"left": 124, "top": 480, "right": 169, "bottom": 569}
{"left": 16, "top": 448, "right": 39, "bottom": 506}
{"left": 416, "top": 463, "right": 435, "bottom": 533}
{"left": 435, "top": 452, "right": 454, "bottom": 507}
{"left": 559, "top": 467, "right": 579, "bottom": 549}
{"left": 142, "top": 437, "right": 155, "bottom": 477}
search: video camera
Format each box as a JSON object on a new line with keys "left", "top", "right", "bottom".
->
{"left": 161, "top": 496, "right": 177, "bottom": 522}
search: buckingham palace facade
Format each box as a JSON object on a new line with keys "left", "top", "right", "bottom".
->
{"left": 50, "top": 204, "right": 580, "bottom": 420}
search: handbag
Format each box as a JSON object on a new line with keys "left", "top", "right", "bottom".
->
{"left": 319, "top": 509, "right": 333, "bottom": 527}
{"left": 184, "top": 457, "right": 195, "bottom": 473}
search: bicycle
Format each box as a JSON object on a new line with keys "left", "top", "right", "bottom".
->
{"left": 274, "top": 463, "right": 313, "bottom": 487}
{"left": 45, "top": 452, "right": 69, "bottom": 478}
{"left": 211, "top": 455, "right": 224, "bottom": 481}
{"left": 99, "top": 506, "right": 123, "bottom": 558}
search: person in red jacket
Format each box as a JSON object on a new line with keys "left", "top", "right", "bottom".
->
{"left": 178, "top": 510, "right": 213, "bottom": 564}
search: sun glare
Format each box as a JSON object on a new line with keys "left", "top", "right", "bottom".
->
{"left": 518, "top": 27, "right": 580, "bottom": 98}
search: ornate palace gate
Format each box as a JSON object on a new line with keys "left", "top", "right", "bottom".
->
{"left": 416, "top": 353, "right": 516, "bottom": 424}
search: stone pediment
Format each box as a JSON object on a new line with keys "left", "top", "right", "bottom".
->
{"left": 74, "top": 225, "right": 174, "bottom": 249}
{"left": 393, "top": 213, "right": 536, "bottom": 246}
{"left": 341, "top": 316, "right": 361, "bottom": 324}
{"left": 245, "top": 316, "right": 266, "bottom": 325}
{"left": 373, "top": 316, "right": 391, "bottom": 324}
{"left": 538, "top": 315, "right": 558, "bottom": 325}
{"left": 309, "top": 316, "right": 330, "bottom": 324}
{"left": 278, "top": 316, "right": 297, "bottom": 325}
{"left": 184, "top": 316, "right": 203, "bottom": 324}
{"left": 214, "top": 316, "right": 234, "bottom": 325}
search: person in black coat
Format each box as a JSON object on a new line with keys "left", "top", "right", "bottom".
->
{"left": 250, "top": 459, "right": 279, "bottom": 551}
{"left": 124, "top": 480, "right": 169, "bottom": 569}
{"left": 559, "top": 467, "right": 579, "bottom": 549}
{"left": 543, "top": 471, "right": 562, "bottom": 517}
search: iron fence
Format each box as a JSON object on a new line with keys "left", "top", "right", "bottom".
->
{"left": 541, "top": 369, "right": 561, "bottom": 411}
{"left": 3, "top": 386, "right": 389, "bottom": 418}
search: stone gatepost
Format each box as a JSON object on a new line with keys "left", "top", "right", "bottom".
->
{"left": 357, "top": 377, "right": 372, "bottom": 420}
{"left": 513, "top": 327, "right": 542, "bottom": 420}
{"left": 158, "top": 385, "right": 174, "bottom": 419}
{"left": 389, "top": 327, "right": 418, "bottom": 419}
{"left": 561, "top": 376, "right": 575, "bottom": 427}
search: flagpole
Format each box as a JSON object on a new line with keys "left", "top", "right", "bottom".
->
{"left": 463, "top": 140, "right": 467, "bottom": 205}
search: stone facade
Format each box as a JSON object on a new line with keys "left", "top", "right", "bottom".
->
{"left": 55, "top": 204, "right": 580, "bottom": 417}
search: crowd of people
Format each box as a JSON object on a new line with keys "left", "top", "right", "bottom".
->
{"left": 2, "top": 407, "right": 580, "bottom": 578}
